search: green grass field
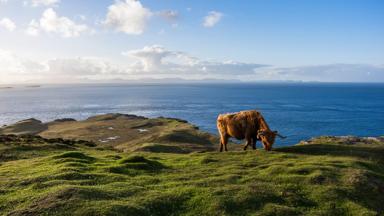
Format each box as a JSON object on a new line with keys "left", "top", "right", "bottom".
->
{"left": 1, "top": 134, "right": 383, "bottom": 216}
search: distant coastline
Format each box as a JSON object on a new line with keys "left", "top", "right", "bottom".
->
{"left": 1, "top": 79, "right": 384, "bottom": 87}
{"left": 0, "top": 85, "right": 41, "bottom": 90}
{"left": 0, "top": 86, "right": 13, "bottom": 89}
{"left": 26, "top": 85, "right": 41, "bottom": 88}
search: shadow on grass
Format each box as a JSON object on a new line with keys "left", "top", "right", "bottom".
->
{"left": 108, "top": 156, "right": 166, "bottom": 175}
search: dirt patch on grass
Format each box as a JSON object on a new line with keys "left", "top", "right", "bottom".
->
{"left": 136, "top": 143, "right": 189, "bottom": 153}
{"left": 156, "top": 130, "right": 213, "bottom": 145}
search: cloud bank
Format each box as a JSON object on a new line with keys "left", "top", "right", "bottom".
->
{"left": 253, "top": 64, "right": 384, "bottom": 82}
{"left": 122, "top": 45, "right": 266, "bottom": 76}
{"left": 0, "top": 50, "right": 127, "bottom": 83}
{"left": 1, "top": 46, "right": 383, "bottom": 84}
{"left": 0, "top": 46, "right": 266, "bottom": 83}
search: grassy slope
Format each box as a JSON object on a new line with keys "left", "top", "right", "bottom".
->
{"left": 0, "top": 114, "right": 223, "bottom": 153}
{"left": 0, "top": 135, "right": 383, "bottom": 216}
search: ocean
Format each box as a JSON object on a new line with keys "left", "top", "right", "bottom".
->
{"left": 1, "top": 83, "right": 383, "bottom": 146}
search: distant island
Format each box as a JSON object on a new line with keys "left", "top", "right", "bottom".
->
{"left": 26, "top": 85, "right": 41, "bottom": 88}
{"left": 0, "top": 85, "right": 43, "bottom": 90}
{"left": 0, "top": 86, "right": 13, "bottom": 89}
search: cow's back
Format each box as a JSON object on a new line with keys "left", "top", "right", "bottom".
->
{"left": 217, "top": 110, "right": 260, "bottom": 139}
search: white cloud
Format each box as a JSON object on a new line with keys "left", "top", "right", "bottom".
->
{"left": 0, "top": 18, "right": 16, "bottom": 32}
{"left": 26, "top": 8, "right": 89, "bottom": 38}
{"left": 203, "top": 11, "right": 223, "bottom": 28}
{"left": 40, "top": 8, "right": 88, "bottom": 37}
{"left": 123, "top": 45, "right": 174, "bottom": 71}
{"left": 104, "top": 0, "right": 152, "bottom": 35}
{"left": 158, "top": 10, "right": 179, "bottom": 22}
{"left": 30, "top": 0, "right": 59, "bottom": 7}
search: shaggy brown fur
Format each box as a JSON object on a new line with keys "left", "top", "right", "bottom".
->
{"left": 217, "top": 110, "right": 285, "bottom": 152}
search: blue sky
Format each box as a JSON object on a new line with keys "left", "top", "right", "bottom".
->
{"left": 0, "top": 0, "right": 383, "bottom": 83}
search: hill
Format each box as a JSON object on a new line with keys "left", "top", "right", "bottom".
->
{"left": 0, "top": 115, "right": 383, "bottom": 215}
{"left": 0, "top": 133, "right": 383, "bottom": 215}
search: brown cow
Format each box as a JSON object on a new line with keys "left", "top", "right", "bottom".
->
{"left": 217, "top": 110, "right": 286, "bottom": 152}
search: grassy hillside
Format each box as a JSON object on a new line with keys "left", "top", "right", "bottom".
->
{"left": 1, "top": 133, "right": 383, "bottom": 216}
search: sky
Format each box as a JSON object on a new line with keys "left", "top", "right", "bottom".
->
{"left": 0, "top": 0, "right": 383, "bottom": 84}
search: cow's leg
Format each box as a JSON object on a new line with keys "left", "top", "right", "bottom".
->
{"left": 219, "top": 137, "right": 225, "bottom": 152}
{"left": 219, "top": 135, "right": 224, "bottom": 152}
{"left": 252, "top": 137, "right": 257, "bottom": 150}
{"left": 223, "top": 135, "right": 229, "bottom": 152}
{"left": 220, "top": 134, "right": 229, "bottom": 152}
{"left": 243, "top": 137, "right": 251, "bottom": 151}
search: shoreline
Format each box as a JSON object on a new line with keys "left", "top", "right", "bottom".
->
{"left": 1, "top": 113, "right": 383, "bottom": 148}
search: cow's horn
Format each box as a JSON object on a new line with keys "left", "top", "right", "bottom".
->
{"left": 273, "top": 131, "right": 286, "bottom": 139}
{"left": 276, "top": 132, "right": 287, "bottom": 139}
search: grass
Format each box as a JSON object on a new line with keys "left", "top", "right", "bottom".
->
{"left": 0, "top": 135, "right": 383, "bottom": 215}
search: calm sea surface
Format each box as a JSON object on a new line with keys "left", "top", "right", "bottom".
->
{"left": 0, "top": 83, "right": 383, "bottom": 146}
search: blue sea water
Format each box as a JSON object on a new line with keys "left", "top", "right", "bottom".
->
{"left": 0, "top": 83, "right": 383, "bottom": 146}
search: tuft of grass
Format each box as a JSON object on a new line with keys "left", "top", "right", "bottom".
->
{"left": 119, "top": 155, "right": 151, "bottom": 164}
{"left": 53, "top": 151, "right": 94, "bottom": 160}
{"left": 199, "top": 156, "right": 218, "bottom": 164}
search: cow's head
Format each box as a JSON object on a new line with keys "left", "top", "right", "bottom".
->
{"left": 257, "top": 130, "right": 286, "bottom": 151}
